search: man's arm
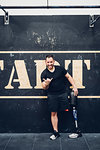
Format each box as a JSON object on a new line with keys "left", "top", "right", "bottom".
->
{"left": 65, "top": 73, "right": 78, "bottom": 96}
{"left": 41, "top": 78, "right": 53, "bottom": 90}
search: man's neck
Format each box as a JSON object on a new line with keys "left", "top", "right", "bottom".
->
{"left": 48, "top": 66, "right": 55, "bottom": 72}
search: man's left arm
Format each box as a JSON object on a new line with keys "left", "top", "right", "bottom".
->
{"left": 65, "top": 72, "right": 78, "bottom": 96}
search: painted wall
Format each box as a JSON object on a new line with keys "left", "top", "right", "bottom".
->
{"left": 0, "top": 0, "right": 99, "bottom": 6}
{"left": 0, "top": 15, "right": 100, "bottom": 133}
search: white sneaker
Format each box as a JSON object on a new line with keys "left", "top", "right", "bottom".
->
{"left": 50, "top": 131, "right": 60, "bottom": 140}
{"left": 68, "top": 133, "right": 81, "bottom": 139}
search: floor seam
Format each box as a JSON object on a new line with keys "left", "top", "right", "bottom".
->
{"left": 3, "top": 135, "right": 12, "bottom": 150}
{"left": 59, "top": 137, "right": 63, "bottom": 150}
{"left": 31, "top": 134, "right": 37, "bottom": 150}
{"left": 83, "top": 134, "right": 91, "bottom": 150}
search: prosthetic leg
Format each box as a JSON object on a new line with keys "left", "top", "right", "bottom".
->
{"left": 68, "top": 91, "right": 82, "bottom": 138}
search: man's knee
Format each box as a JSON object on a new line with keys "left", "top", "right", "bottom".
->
{"left": 51, "top": 112, "right": 57, "bottom": 117}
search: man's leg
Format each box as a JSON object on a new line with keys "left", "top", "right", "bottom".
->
{"left": 50, "top": 112, "right": 60, "bottom": 140}
{"left": 51, "top": 112, "right": 58, "bottom": 132}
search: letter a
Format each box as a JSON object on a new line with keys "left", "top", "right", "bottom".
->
{"left": 5, "top": 60, "right": 32, "bottom": 89}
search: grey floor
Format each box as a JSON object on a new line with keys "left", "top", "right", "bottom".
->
{"left": 0, "top": 133, "right": 100, "bottom": 150}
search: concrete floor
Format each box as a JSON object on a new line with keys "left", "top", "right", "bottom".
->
{"left": 0, "top": 133, "right": 100, "bottom": 150}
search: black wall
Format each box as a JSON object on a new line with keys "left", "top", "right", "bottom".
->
{"left": 0, "top": 15, "right": 100, "bottom": 133}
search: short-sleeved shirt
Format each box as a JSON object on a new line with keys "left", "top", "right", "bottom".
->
{"left": 41, "top": 66, "right": 68, "bottom": 95}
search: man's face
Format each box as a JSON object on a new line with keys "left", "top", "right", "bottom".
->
{"left": 45, "top": 57, "right": 55, "bottom": 70}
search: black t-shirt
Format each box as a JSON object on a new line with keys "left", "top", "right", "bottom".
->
{"left": 41, "top": 66, "right": 68, "bottom": 95}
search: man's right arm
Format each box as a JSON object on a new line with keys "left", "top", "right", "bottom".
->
{"left": 41, "top": 78, "right": 53, "bottom": 90}
{"left": 41, "top": 80, "right": 49, "bottom": 90}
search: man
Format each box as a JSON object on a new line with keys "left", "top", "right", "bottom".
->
{"left": 41, "top": 55, "right": 78, "bottom": 140}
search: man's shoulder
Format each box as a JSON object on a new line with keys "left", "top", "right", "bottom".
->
{"left": 55, "top": 65, "right": 67, "bottom": 74}
{"left": 55, "top": 65, "right": 64, "bottom": 70}
{"left": 41, "top": 68, "right": 47, "bottom": 75}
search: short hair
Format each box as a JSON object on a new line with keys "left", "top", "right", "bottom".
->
{"left": 46, "top": 54, "right": 54, "bottom": 59}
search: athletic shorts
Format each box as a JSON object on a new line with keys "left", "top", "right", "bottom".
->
{"left": 47, "top": 92, "right": 70, "bottom": 112}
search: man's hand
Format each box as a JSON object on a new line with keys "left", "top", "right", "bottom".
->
{"left": 42, "top": 78, "right": 53, "bottom": 90}
{"left": 73, "top": 86, "right": 78, "bottom": 96}
{"left": 43, "top": 78, "right": 53, "bottom": 85}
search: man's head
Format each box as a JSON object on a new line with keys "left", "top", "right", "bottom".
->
{"left": 45, "top": 55, "right": 55, "bottom": 70}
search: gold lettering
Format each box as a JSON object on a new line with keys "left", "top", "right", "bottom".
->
{"left": 0, "top": 60, "right": 4, "bottom": 70}
{"left": 65, "top": 60, "right": 71, "bottom": 70}
{"left": 5, "top": 60, "right": 32, "bottom": 89}
{"left": 69, "top": 60, "right": 90, "bottom": 89}
{"left": 84, "top": 60, "right": 90, "bottom": 70}
{"left": 72, "top": 60, "right": 85, "bottom": 89}
{"left": 34, "top": 60, "right": 46, "bottom": 89}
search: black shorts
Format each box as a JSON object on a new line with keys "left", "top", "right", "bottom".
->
{"left": 47, "top": 92, "right": 70, "bottom": 112}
